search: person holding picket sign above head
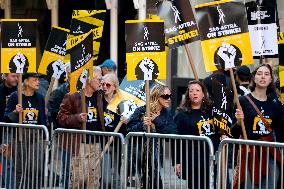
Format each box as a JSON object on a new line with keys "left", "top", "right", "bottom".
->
{"left": 174, "top": 80, "right": 218, "bottom": 189}
{"left": 57, "top": 66, "right": 104, "bottom": 189}
{"left": 4, "top": 73, "right": 46, "bottom": 189}
{"left": 233, "top": 64, "right": 284, "bottom": 189}
{"left": 5, "top": 73, "right": 46, "bottom": 125}
{"left": 127, "top": 84, "right": 177, "bottom": 189}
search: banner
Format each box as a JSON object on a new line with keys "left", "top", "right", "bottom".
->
{"left": 211, "top": 79, "right": 234, "bottom": 136}
{"left": 246, "top": 2, "right": 278, "bottom": 58}
{"left": 278, "top": 32, "right": 284, "bottom": 101}
{"left": 126, "top": 20, "right": 166, "bottom": 80}
{"left": 70, "top": 10, "right": 106, "bottom": 65}
{"left": 68, "top": 30, "right": 93, "bottom": 94}
{"left": 156, "top": 0, "right": 199, "bottom": 48}
{"left": 38, "top": 26, "right": 69, "bottom": 80}
{"left": 195, "top": 0, "right": 253, "bottom": 72}
{"left": 1, "top": 19, "right": 37, "bottom": 73}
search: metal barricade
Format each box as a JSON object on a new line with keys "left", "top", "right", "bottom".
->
{"left": 0, "top": 122, "right": 49, "bottom": 189}
{"left": 48, "top": 128, "right": 125, "bottom": 189}
{"left": 216, "top": 138, "right": 284, "bottom": 189}
{"left": 124, "top": 132, "right": 215, "bottom": 189}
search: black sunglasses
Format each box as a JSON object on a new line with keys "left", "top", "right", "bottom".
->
{"left": 160, "top": 94, "right": 172, "bottom": 100}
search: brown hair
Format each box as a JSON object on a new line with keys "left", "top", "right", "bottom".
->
{"left": 249, "top": 64, "right": 275, "bottom": 94}
{"left": 177, "top": 80, "right": 212, "bottom": 113}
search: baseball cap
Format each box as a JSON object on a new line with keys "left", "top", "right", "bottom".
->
{"left": 236, "top": 66, "right": 251, "bottom": 81}
{"left": 99, "top": 59, "right": 117, "bottom": 70}
{"left": 22, "top": 73, "right": 42, "bottom": 80}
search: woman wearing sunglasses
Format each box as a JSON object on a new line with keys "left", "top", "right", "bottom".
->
{"left": 100, "top": 73, "right": 127, "bottom": 188}
{"left": 101, "top": 73, "right": 125, "bottom": 132}
{"left": 174, "top": 80, "right": 218, "bottom": 189}
{"left": 127, "top": 84, "right": 177, "bottom": 189}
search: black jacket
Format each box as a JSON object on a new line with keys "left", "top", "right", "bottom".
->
{"left": 48, "top": 82, "right": 69, "bottom": 129}
{"left": 0, "top": 83, "right": 17, "bottom": 121}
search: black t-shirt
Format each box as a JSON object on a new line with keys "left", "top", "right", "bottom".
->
{"left": 0, "top": 83, "right": 17, "bottom": 121}
{"left": 85, "top": 95, "right": 101, "bottom": 131}
{"left": 103, "top": 98, "right": 120, "bottom": 132}
{"left": 22, "top": 95, "right": 41, "bottom": 124}
{"left": 239, "top": 94, "right": 282, "bottom": 141}
{"left": 175, "top": 109, "right": 215, "bottom": 136}
{"left": 174, "top": 109, "right": 217, "bottom": 183}
{"left": 174, "top": 109, "right": 219, "bottom": 151}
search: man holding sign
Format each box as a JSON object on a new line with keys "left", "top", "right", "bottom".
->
{"left": 57, "top": 67, "right": 104, "bottom": 188}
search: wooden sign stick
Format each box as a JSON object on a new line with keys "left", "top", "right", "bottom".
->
{"left": 184, "top": 44, "right": 199, "bottom": 80}
{"left": 18, "top": 73, "right": 23, "bottom": 141}
{"left": 44, "top": 78, "right": 55, "bottom": 106}
{"left": 81, "top": 88, "right": 87, "bottom": 142}
{"left": 145, "top": 80, "right": 151, "bottom": 133}
{"left": 94, "top": 120, "right": 124, "bottom": 169}
{"left": 229, "top": 68, "right": 247, "bottom": 139}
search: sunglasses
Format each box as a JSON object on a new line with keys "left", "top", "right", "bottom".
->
{"left": 160, "top": 94, "right": 172, "bottom": 100}
{"left": 102, "top": 82, "right": 113, "bottom": 88}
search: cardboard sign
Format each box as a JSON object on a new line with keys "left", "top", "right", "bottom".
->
{"left": 38, "top": 26, "right": 69, "bottom": 80}
{"left": 70, "top": 10, "right": 106, "bottom": 65}
{"left": 108, "top": 77, "right": 166, "bottom": 118}
{"left": 126, "top": 20, "right": 166, "bottom": 80}
{"left": 195, "top": 0, "right": 253, "bottom": 72}
{"left": 1, "top": 19, "right": 37, "bottom": 73}
{"left": 156, "top": 0, "right": 199, "bottom": 48}
{"left": 68, "top": 30, "right": 93, "bottom": 94}
{"left": 212, "top": 78, "right": 234, "bottom": 136}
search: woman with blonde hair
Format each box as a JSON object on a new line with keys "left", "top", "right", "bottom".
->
{"left": 100, "top": 73, "right": 127, "bottom": 188}
{"left": 127, "top": 84, "right": 177, "bottom": 188}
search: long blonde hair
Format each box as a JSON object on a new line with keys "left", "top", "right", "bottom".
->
{"left": 149, "top": 84, "right": 169, "bottom": 113}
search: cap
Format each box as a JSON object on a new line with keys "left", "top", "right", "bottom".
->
{"left": 236, "top": 66, "right": 250, "bottom": 76}
{"left": 99, "top": 59, "right": 117, "bottom": 70}
{"left": 22, "top": 73, "right": 42, "bottom": 80}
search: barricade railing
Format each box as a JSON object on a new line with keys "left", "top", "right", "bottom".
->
{"left": 124, "top": 132, "right": 215, "bottom": 189}
{"left": 0, "top": 122, "right": 49, "bottom": 189}
{"left": 48, "top": 128, "right": 125, "bottom": 189}
{"left": 216, "top": 138, "right": 284, "bottom": 189}
{"left": 2, "top": 124, "right": 284, "bottom": 189}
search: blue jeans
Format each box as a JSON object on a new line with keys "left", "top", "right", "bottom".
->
{"left": 1, "top": 156, "right": 15, "bottom": 189}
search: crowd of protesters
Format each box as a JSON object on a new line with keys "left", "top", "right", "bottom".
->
{"left": 0, "top": 60, "right": 284, "bottom": 188}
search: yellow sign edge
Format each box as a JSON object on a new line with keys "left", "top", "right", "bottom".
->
{"left": 195, "top": 0, "right": 232, "bottom": 9}
{"left": 125, "top": 19, "right": 164, "bottom": 24}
